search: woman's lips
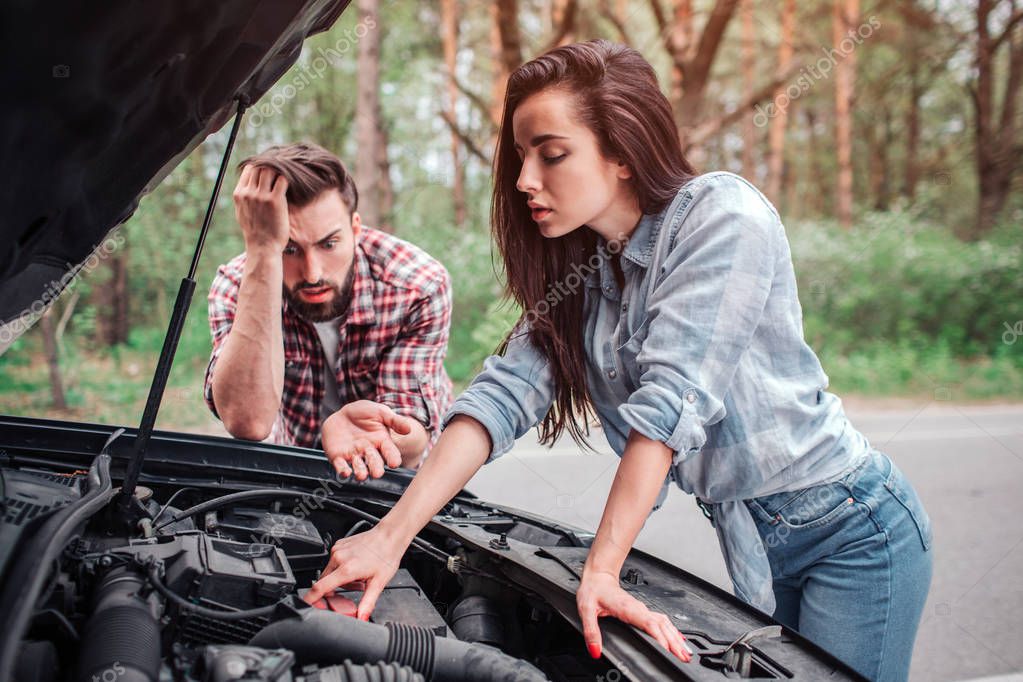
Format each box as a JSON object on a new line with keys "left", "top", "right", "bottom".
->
{"left": 531, "top": 207, "right": 552, "bottom": 222}
{"left": 299, "top": 287, "right": 333, "bottom": 303}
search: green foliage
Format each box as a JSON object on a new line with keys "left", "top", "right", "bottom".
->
{"left": 819, "top": 341, "right": 1023, "bottom": 400}
{"left": 471, "top": 298, "right": 522, "bottom": 357}
{"left": 391, "top": 204, "right": 502, "bottom": 385}
{"left": 792, "top": 209, "right": 1023, "bottom": 361}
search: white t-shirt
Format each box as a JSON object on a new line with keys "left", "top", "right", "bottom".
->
{"left": 312, "top": 321, "right": 343, "bottom": 423}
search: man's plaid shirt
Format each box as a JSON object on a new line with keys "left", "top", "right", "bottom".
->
{"left": 204, "top": 226, "right": 454, "bottom": 449}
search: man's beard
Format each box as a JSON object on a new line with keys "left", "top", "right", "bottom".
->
{"left": 283, "top": 266, "right": 356, "bottom": 323}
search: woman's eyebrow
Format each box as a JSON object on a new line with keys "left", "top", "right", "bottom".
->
{"left": 514, "top": 133, "right": 570, "bottom": 151}
{"left": 530, "top": 133, "right": 569, "bottom": 146}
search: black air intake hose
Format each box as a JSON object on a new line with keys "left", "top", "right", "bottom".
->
{"left": 303, "top": 660, "right": 425, "bottom": 682}
{"left": 75, "top": 568, "right": 161, "bottom": 682}
{"left": 249, "top": 608, "right": 547, "bottom": 682}
{"left": 450, "top": 595, "right": 506, "bottom": 647}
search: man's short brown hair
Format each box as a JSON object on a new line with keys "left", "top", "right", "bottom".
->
{"left": 239, "top": 142, "right": 358, "bottom": 216}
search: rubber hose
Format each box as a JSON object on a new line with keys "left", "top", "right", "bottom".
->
{"left": 249, "top": 608, "right": 547, "bottom": 682}
{"left": 75, "top": 569, "right": 161, "bottom": 682}
{"left": 303, "top": 659, "right": 425, "bottom": 682}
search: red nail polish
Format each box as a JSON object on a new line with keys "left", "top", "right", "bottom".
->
{"left": 587, "top": 643, "right": 601, "bottom": 659}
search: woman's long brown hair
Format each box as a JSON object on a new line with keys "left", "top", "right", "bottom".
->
{"left": 492, "top": 39, "right": 696, "bottom": 448}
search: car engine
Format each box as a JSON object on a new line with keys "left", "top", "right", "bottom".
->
{"left": 1, "top": 458, "right": 600, "bottom": 682}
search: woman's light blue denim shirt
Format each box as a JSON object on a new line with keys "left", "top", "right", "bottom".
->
{"left": 442, "top": 172, "right": 871, "bottom": 612}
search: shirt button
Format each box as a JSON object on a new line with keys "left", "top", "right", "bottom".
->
{"left": 607, "top": 369, "right": 618, "bottom": 380}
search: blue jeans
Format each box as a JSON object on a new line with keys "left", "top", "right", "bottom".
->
{"left": 745, "top": 449, "right": 933, "bottom": 681}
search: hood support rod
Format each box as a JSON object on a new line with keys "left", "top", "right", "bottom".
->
{"left": 118, "top": 96, "right": 249, "bottom": 511}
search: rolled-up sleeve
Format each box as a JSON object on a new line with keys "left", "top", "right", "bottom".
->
{"left": 618, "top": 176, "right": 778, "bottom": 463}
{"left": 441, "top": 322, "right": 556, "bottom": 462}
{"left": 203, "top": 261, "right": 242, "bottom": 419}
{"left": 375, "top": 269, "right": 453, "bottom": 444}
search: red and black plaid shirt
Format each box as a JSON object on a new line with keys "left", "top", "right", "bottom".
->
{"left": 204, "top": 227, "right": 454, "bottom": 449}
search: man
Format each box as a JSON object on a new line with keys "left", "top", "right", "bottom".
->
{"left": 204, "top": 142, "right": 453, "bottom": 480}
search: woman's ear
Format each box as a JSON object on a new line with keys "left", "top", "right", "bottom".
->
{"left": 616, "top": 160, "right": 633, "bottom": 180}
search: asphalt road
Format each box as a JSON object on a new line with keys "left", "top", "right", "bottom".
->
{"left": 464, "top": 400, "right": 1023, "bottom": 682}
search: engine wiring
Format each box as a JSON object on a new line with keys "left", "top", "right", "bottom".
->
{"left": 343, "top": 519, "right": 373, "bottom": 537}
{"left": 145, "top": 487, "right": 552, "bottom": 600}
{"left": 151, "top": 486, "right": 199, "bottom": 526}
{"left": 153, "top": 488, "right": 451, "bottom": 563}
{"left": 142, "top": 559, "right": 283, "bottom": 622}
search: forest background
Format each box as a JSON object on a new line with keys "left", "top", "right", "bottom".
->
{"left": 2, "top": 0, "right": 1021, "bottom": 434}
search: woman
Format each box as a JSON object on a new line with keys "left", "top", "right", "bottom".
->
{"left": 304, "top": 40, "right": 933, "bottom": 681}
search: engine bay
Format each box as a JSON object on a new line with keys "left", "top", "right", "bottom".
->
{"left": 0, "top": 426, "right": 861, "bottom": 682}
{"left": 1, "top": 457, "right": 618, "bottom": 682}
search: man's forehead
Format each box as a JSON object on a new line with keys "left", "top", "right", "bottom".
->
{"left": 287, "top": 193, "right": 352, "bottom": 244}
{"left": 287, "top": 220, "right": 349, "bottom": 245}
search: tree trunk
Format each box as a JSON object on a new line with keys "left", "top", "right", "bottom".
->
{"left": 804, "top": 106, "right": 827, "bottom": 216}
{"left": 668, "top": 0, "right": 694, "bottom": 127}
{"left": 833, "top": 0, "right": 859, "bottom": 228}
{"left": 651, "top": 0, "right": 796, "bottom": 159}
{"left": 375, "top": 99, "right": 394, "bottom": 231}
{"left": 740, "top": 0, "right": 756, "bottom": 181}
{"left": 878, "top": 109, "right": 893, "bottom": 210}
{"left": 970, "top": 0, "right": 1023, "bottom": 239}
{"left": 902, "top": 1, "right": 923, "bottom": 201}
{"left": 442, "top": 0, "right": 466, "bottom": 228}
{"left": 550, "top": 0, "right": 578, "bottom": 48}
{"left": 865, "top": 109, "right": 892, "bottom": 211}
{"left": 355, "top": 0, "right": 382, "bottom": 227}
{"left": 767, "top": 0, "right": 794, "bottom": 205}
{"left": 899, "top": 0, "right": 951, "bottom": 202}
{"left": 674, "top": 0, "right": 741, "bottom": 147}
{"left": 490, "top": 0, "right": 522, "bottom": 130}
{"left": 784, "top": 104, "right": 801, "bottom": 219}
{"left": 40, "top": 309, "right": 67, "bottom": 410}
{"left": 109, "top": 250, "right": 129, "bottom": 345}
{"left": 489, "top": 4, "right": 504, "bottom": 130}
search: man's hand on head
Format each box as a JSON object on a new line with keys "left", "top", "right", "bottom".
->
{"left": 321, "top": 400, "right": 415, "bottom": 481}
{"left": 233, "top": 164, "right": 291, "bottom": 253}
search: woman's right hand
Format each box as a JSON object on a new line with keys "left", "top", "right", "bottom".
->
{"left": 301, "top": 416, "right": 493, "bottom": 619}
{"left": 302, "top": 526, "right": 407, "bottom": 620}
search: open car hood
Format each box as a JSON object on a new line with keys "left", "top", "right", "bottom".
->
{"left": 0, "top": 0, "right": 349, "bottom": 347}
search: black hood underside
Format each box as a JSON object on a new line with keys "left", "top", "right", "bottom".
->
{"left": 0, "top": 0, "right": 349, "bottom": 339}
